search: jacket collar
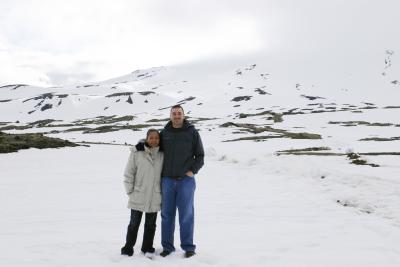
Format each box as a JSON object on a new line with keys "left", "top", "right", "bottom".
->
{"left": 165, "top": 119, "right": 193, "bottom": 130}
{"left": 144, "top": 145, "right": 160, "bottom": 154}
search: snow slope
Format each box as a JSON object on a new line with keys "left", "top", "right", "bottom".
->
{"left": 1, "top": 144, "right": 400, "bottom": 267}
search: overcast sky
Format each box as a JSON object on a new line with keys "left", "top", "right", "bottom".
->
{"left": 1, "top": 0, "right": 399, "bottom": 87}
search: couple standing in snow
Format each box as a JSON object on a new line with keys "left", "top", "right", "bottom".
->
{"left": 121, "top": 104, "right": 205, "bottom": 258}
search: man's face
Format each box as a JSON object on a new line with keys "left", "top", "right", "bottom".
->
{"left": 170, "top": 107, "right": 184, "bottom": 126}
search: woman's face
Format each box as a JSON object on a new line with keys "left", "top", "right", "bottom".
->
{"left": 146, "top": 132, "right": 160, "bottom": 148}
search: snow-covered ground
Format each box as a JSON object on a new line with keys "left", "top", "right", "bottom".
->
{"left": 1, "top": 142, "right": 400, "bottom": 267}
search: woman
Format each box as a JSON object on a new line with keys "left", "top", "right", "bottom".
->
{"left": 121, "top": 129, "right": 163, "bottom": 257}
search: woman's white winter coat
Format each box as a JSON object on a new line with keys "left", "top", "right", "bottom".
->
{"left": 123, "top": 145, "right": 163, "bottom": 212}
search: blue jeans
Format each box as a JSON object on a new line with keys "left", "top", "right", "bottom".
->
{"left": 161, "top": 176, "right": 196, "bottom": 252}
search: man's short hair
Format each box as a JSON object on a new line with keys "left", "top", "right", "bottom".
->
{"left": 170, "top": 104, "right": 184, "bottom": 114}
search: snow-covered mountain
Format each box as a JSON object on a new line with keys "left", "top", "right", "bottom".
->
{"left": 1, "top": 50, "right": 400, "bottom": 120}
{"left": 1, "top": 51, "right": 399, "bottom": 149}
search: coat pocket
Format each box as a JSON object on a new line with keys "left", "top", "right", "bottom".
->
{"left": 129, "top": 187, "right": 145, "bottom": 205}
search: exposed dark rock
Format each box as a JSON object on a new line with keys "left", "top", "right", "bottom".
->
{"left": 158, "top": 105, "right": 175, "bottom": 111}
{"left": 187, "top": 117, "right": 217, "bottom": 123}
{"left": 283, "top": 108, "right": 303, "bottom": 115}
{"left": 277, "top": 147, "right": 331, "bottom": 153}
{"left": 336, "top": 199, "right": 357, "bottom": 208}
{"left": 239, "top": 112, "right": 282, "bottom": 121}
{"left": 272, "top": 113, "right": 283, "bottom": 123}
{"left": 0, "top": 131, "right": 79, "bottom": 153}
{"left": 0, "top": 84, "right": 28, "bottom": 90}
{"left": 329, "top": 121, "right": 394, "bottom": 127}
{"left": 138, "top": 91, "right": 155, "bottom": 96}
{"left": 23, "top": 93, "right": 54, "bottom": 103}
{"left": 178, "top": 96, "right": 196, "bottom": 104}
{"left": 359, "top": 106, "right": 378, "bottom": 110}
{"left": 360, "top": 152, "right": 400, "bottom": 156}
{"left": 28, "top": 119, "right": 58, "bottom": 127}
{"left": 301, "top": 95, "right": 326, "bottom": 101}
{"left": 384, "top": 106, "right": 400, "bottom": 109}
{"left": 254, "top": 88, "right": 271, "bottom": 95}
{"left": 346, "top": 152, "right": 380, "bottom": 167}
{"left": 223, "top": 135, "right": 282, "bottom": 142}
{"left": 146, "top": 118, "right": 170, "bottom": 123}
{"left": 73, "top": 115, "right": 135, "bottom": 125}
{"left": 285, "top": 132, "right": 321, "bottom": 139}
{"left": 127, "top": 95, "right": 133, "bottom": 104}
{"left": 42, "top": 123, "right": 75, "bottom": 128}
{"left": 276, "top": 151, "right": 400, "bottom": 157}
{"left": 220, "top": 122, "right": 321, "bottom": 140}
{"left": 0, "top": 124, "right": 33, "bottom": 131}
{"left": 41, "top": 104, "right": 53, "bottom": 111}
{"left": 35, "top": 99, "right": 45, "bottom": 108}
{"left": 359, "top": 136, "right": 400, "bottom": 141}
{"left": 231, "top": 96, "right": 252, "bottom": 102}
{"left": 64, "top": 127, "right": 92, "bottom": 133}
{"left": 220, "top": 122, "right": 238, "bottom": 128}
{"left": 311, "top": 110, "right": 337, "bottom": 114}
{"left": 106, "top": 92, "right": 133, "bottom": 98}
{"left": 245, "top": 64, "right": 256, "bottom": 70}
{"left": 56, "top": 94, "right": 69, "bottom": 98}
{"left": 82, "top": 124, "right": 152, "bottom": 134}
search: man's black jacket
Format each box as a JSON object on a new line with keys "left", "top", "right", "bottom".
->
{"left": 136, "top": 120, "right": 204, "bottom": 178}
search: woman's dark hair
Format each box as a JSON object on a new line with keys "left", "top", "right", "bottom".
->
{"left": 146, "top": 128, "right": 160, "bottom": 139}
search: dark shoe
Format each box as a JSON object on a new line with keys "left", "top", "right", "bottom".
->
{"left": 141, "top": 247, "right": 155, "bottom": 254}
{"left": 160, "top": 250, "right": 171, "bottom": 257}
{"left": 121, "top": 246, "right": 133, "bottom": 256}
{"left": 185, "top": 251, "right": 196, "bottom": 258}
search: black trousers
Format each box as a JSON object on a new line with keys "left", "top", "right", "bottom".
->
{"left": 124, "top": 209, "right": 157, "bottom": 253}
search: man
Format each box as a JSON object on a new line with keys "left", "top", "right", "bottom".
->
{"left": 159, "top": 104, "right": 204, "bottom": 258}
